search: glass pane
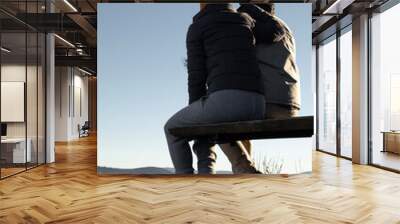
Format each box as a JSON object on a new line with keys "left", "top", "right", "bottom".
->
{"left": 371, "top": 4, "right": 400, "bottom": 171}
{"left": 318, "top": 36, "right": 337, "bottom": 154}
{"left": 38, "top": 32, "right": 46, "bottom": 165}
{"left": 26, "top": 0, "right": 38, "bottom": 169}
{"left": 27, "top": 31, "right": 38, "bottom": 169}
{"left": 340, "top": 29, "right": 352, "bottom": 158}
{"left": 1, "top": 31, "right": 27, "bottom": 177}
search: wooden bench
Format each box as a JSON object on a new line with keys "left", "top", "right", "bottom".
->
{"left": 169, "top": 116, "right": 314, "bottom": 143}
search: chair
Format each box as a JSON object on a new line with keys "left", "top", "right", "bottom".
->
{"left": 79, "top": 121, "right": 90, "bottom": 138}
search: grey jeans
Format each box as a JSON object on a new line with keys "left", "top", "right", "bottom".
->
{"left": 164, "top": 89, "right": 265, "bottom": 174}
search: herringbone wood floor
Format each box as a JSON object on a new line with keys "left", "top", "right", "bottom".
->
{"left": 1, "top": 135, "right": 400, "bottom": 224}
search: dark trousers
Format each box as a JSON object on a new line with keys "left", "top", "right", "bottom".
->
{"left": 164, "top": 89, "right": 265, "bottom": 174}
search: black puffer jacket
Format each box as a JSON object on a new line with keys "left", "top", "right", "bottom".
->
{"left": 186, "top": 4, "right": 264, "bottom": 104}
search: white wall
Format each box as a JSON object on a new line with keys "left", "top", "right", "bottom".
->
{"left": 1, "top": 82, "right": 25, "bottom": 122}
{"left": 73, "top": 73, "right": 89, "bottom": 137}
{"left": 1, "top": 65, "right": 26, "bottom": 134}
{"left": 55, "top": 67, "right": 89, "bottom": 141}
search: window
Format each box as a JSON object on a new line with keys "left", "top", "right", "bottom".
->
{"left": 370, "top": 3, "right": 400, "bottom": 171}
{"left": 0, "top": 1, "right": 47, "bottom": 179}
{"left": 317, "top": 35, "right": 337, "bottom": 154}
{"left": 339, "top": 27, "right": 352, "bottom": 158}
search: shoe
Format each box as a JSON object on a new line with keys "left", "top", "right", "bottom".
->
{"left": 232, "top": 162, "right": 263, "bottom": 174}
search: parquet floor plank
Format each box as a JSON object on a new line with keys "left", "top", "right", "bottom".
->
{"left": 1, "top": 135, "right": 400, "bottom": 223}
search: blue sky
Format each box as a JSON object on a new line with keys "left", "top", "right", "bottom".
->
{"left": 98, "top": 3, "right": 313, "bottom": 173}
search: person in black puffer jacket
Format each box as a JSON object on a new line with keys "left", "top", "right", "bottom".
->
{"left": 164, "top": 3, "right": 265, "bottom": 174}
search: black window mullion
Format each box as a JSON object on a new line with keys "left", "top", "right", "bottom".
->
{"left": 367, "top": 11, "right": 373, "bottom": 165}
{"left": 36, "top": 0, "right": 39, "bottom": 167}
{"left": 336, "top": 29, "right": 341, "bottom": 157}
{"left": 316, "top": 45, "right": 320, "bottom": 151}
{"left": 44, "top": 27, "right": 47, "bottom": 164}
{"left": 25, "top": 0, "right": 28, "bottom": 171}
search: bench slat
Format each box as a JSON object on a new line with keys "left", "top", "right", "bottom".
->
{"left": 169, "top": 116, "right": 314, "bottom": 142}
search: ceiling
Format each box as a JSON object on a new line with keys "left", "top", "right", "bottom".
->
{"left": 0, "top": 0, "right": 394, "bottom": 74}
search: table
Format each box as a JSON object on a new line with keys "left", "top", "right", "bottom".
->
{"left": 1, "top": 138, "right": 32, "bottom": 163}
{"left": 382, "top": 131, "right": 400, "bottom": 154}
